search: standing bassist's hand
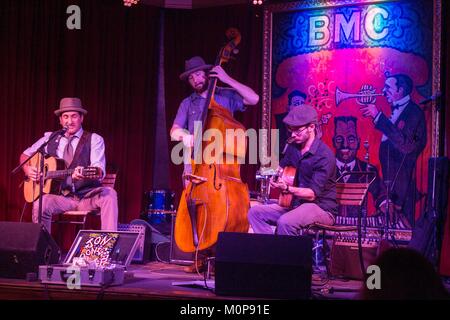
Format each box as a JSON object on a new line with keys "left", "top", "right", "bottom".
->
{"left": 209, "top": 66, "right": 232, "bottom": 85}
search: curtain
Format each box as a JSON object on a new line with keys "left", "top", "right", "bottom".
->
{"left": 0, "top": 1, "right": 262, "bottom": 225}
{"left": 0, "top": 0, "right": 160, "bottom": 223}
{"left": 152, "top": 9, "right": 170, "bottom": 189}
{"left": 438, "top": 0, "right": 450, "bottom": 275}
{"left": 163, "top": 4, "right": 263, "bottom": 201}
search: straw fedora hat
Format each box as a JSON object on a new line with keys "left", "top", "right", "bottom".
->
{"left": 54, "top": 97, "right": 88, "bottom": 116}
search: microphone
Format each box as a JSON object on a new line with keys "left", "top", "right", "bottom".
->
{"left": 48, "top": 124, "right": 69, "bottom": 142}
{"left": 420, "top": 92, "right": 441, "bottom": 105}
{"left": 58, "top": 124, "right": 69, "bottom": 135}
{"left": 286, "top": 136, "right": 296, "bottom": 144}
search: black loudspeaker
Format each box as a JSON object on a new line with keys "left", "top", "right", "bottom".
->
{"left": 427, "top": 157, "right": 449, "bottom": 244}
{"left": 215, "top": 232, "right": 312, "bottom": 299}
{"left": 409, "top": 157, "right": 449, "bottom": 264}
{"left": 150, "top": 226, "right": 171, "bottom": 262}
{"left": 169, "top": 227, "right": 194, "bottom": 265}
{"left": 0, "top": 222, "right": 61, "bottom": 279}
{"left": 140, "top": 210, "right": 194, "bottom": 264}
{"left": 151, "top": 224, "right": 194, "bottom": 264}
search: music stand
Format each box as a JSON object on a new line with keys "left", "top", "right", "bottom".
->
{"left": 336, "top": 171, "right": 376, "bottom": 277}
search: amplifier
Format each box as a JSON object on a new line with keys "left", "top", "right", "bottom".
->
{"left": 329, "top": 236, "right": 380, "bottom": 280}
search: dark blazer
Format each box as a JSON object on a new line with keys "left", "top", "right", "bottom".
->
{"left": 376, "top": 101, "right": 427, "bottom": 225}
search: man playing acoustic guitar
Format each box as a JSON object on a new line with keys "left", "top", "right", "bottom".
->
{"left": 248, "top": 105, "right": 337, "bottom": 235}
{"left": 20, "top": 97, "right": 118, "bottom": 232}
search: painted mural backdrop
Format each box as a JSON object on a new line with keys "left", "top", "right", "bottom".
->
{"left": 270, "top": 0, "right": 433, "bottom": 227}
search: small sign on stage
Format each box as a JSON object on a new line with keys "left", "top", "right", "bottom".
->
{"left": 76, "top": 232, "right": 119, "bottom": 268}
{"left": 39, "top": 229, "right": 141, "bottom": 287}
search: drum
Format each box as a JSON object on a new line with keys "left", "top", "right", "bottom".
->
{"left": 143, "top": 189, "right": 175, "bottom": 229}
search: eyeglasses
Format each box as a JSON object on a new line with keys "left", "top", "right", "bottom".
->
{"left": 287, "top": 126, "right": 308, "bottom": 135}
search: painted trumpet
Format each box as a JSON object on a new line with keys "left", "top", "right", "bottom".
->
{"left": 335, "top": 85, "right": 384, "bottom": 106}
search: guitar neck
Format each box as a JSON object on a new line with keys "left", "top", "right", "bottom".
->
{"left": 45, "top": 168, "right": 75, "bottom": 180}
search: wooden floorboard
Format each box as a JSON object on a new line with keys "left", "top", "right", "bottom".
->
{"left": 0, "top": 261, "right": 363, "bottom": 300}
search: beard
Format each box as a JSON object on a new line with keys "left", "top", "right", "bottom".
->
{"left": 193, "top": 79, "right": 209, "bottom": 93}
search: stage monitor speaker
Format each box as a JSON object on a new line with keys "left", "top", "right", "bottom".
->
{"left": 215, "top": 232, "right": 312, "bottom": 299}
{"left": 118, "top": 219, "right": 153, "bottom": 264}
{"left": 0, "top": 222, "right": 61, "bottom": 279}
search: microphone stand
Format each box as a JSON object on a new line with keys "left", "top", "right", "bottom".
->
{"left": 11, "top": 128, "right": 67, "bottom": 227}
{"left": 383, "top": 110, "right": 394, "bottom": 239}
{"left": 383, "top": 179, "right": 392, "bottom": 240}
{"left": 363, "top": 139, "right": 370, "bottom": 237}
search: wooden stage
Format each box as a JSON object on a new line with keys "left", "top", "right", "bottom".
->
{"left": 0, "top": 261, "right": 363, "bottom": 300}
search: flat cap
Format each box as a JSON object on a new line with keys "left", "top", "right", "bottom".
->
{"left": 283, "top": 104, "right": 318, "bottom": 127}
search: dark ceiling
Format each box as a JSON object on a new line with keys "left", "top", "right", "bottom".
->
{"left": 140, "top": 0, "right": 253, "bottom": 9}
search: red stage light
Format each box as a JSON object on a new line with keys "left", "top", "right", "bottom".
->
{"left": 123, "top": 0, "right": 140, "bottom": 7}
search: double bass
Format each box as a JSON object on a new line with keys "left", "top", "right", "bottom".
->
{"left": 174, "top": 29, "right": 250, "bottom": 253}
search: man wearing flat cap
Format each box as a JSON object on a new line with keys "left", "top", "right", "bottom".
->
{"left": 20, "top": 97, "right": 118, "bottom": 233}
{"left": 170, "top": 56, "right": 259, "bottom": 181}
{"left": 248, "top": 105, "right": 337, "bottom": 235}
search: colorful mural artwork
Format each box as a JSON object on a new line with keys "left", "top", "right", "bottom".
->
{"left": 265, "top": 0, "right": 438, "bottom": 228}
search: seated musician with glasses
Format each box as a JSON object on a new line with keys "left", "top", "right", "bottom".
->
{"left": 274, "top": 90, "right": 307, "bottom": 158}
{"left": 248, "top": 105, "right": 337, "bottom": 235}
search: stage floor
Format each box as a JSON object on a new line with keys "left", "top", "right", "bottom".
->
{"left": 0, "top": 261, "right": 363, "bottom": 300}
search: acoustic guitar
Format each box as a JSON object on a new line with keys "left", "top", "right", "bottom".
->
{"left": 23, "top": 153, "right": 101, "bottom": 202}
{"left": 273, "top": 166, "right": 297, "bottom": 208}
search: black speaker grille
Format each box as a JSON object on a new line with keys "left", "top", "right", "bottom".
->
{"left": 0, "top": 222, "right": 60, "bottom": 279}
{"left": 215, "top": 232, "right": 312, "bottom": 299}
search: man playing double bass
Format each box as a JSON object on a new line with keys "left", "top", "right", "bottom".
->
{"left": 170, "top": 56, "right": 259, "bottom": 272}
{"left": 171, "top": 56, "right": 259, "bottom": 178}
{"left": 248, "top": 106, "right": 337, "bottom": 235}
